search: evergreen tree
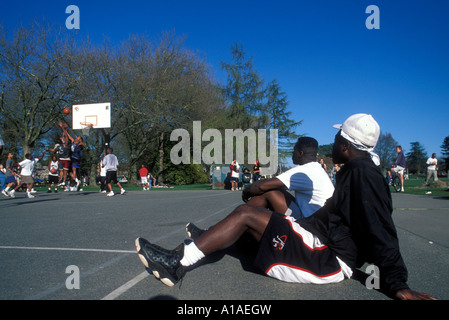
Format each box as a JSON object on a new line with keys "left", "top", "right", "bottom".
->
{"left": 263, "top": 79, "right": 301, "bottom": 166}
{"left": 221, "top": 43, "right": 264, "bottom": 129}
{"left": 406, "top": 141, "right": 427, "bottom": 174}
{"left": 440, "top": 136, "right": 449, "bottom": 172}
{"left": 374, "top": 132, "right": 399, "bottom": 170}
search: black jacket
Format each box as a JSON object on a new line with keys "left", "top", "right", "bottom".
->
{"left": 300, "top": 155, "right": 409, "bottom": 297}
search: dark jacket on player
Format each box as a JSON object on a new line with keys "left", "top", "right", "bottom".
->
{"left": 300, "top": 155, "right": 409, "bottom": 297}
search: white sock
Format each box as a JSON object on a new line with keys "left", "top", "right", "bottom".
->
{"left": 180, "top": 242, "right": 205, "bottom": 267}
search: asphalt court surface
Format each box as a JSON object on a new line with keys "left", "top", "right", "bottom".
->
{"left": 0, "top": 189, "right": 448, "bottom": 300}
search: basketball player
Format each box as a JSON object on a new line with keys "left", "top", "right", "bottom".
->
{"left": 47, "top": 155, "right": 60, "bottom": 193}
{"left": 59, "top": 122, "right": 85, "bottom": 190}
{"left": 102, "top": 147, "right": 125, "bottom": 196}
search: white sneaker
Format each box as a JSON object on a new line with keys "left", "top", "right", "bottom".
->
{"left": 120, "top": 188, "right": 126, "bottom": 195}
{"left": 8, "top": 190, "right": 15, "bottom": 198}
{"left": 26, "top": 193, "right": 35, "bottom": 199}
{"left": 2, "top": 190, "right": 9, "bottom": 197}
{"left": 107, "top": 191, "right": 115, "bottom": 197}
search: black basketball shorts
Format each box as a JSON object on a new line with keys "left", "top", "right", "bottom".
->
{"left": 254, "top": 212, "right": 351, "bottom": 284}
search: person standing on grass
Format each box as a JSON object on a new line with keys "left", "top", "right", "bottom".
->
{"left": 425, "top": 153, "right": 438, "bottom": 186}
{"left": 102, "top": 147, "right": 125, "bottom": 197}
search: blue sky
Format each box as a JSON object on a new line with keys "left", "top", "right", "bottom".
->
{"left": 1, "top": 0, "right": 448, "bottom": 157}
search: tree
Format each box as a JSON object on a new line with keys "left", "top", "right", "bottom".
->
{"left": 108, "top": 32, "right": 223, "bottom": 184}
{"left": 406, "top": 141, "right": 427, "bottom": 174}
{"left": 318, "top": 144, "right": 333, "bottom": 158}
{"left": 263, "top": 79, "right": 301, "bottom": 166}
{"left": 440, "top": 136, "right": 449, "bottom": 172}
{"left": 0, "top": 22, "right": 86, "bottom": 155}
{"left": 374, "top": 132, "right": 399, "bottom": 170}
{"left": 221, "top": 43, "right": 265, "bottom": 129}
{"left": 220, "top": 44, "right": 302, "bottom": 171}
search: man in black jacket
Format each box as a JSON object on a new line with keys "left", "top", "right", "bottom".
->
{"left": 135, "top": 114, "right": 436, "bottom": 300}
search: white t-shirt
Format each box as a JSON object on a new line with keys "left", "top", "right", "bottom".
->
{"left": 19, "top": 158, "right": 39, "bottom": 176}
{"left": 231, "top": 162, "right": 240, "bottom": 178}
{"left": 49, "top": 161, "right": 59, "bottom": 176}
{"left": 100, "top": 160, "right": 107, "bottom": 177}
{"left": 426, "top": 157, "right": 437, "bottom": 171}
{"left": 277, "top": 162, "right": 334, "bottom": 219}
{"left": 103, "top": 154, "right": 119, "bottom": 171}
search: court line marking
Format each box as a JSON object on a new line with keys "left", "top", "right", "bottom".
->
{"left": 101, "top": 201, "right": 242, "bottom": 300}
{"left": 0, "top": 246, "right": 135, "bottom": 253}
{"left": 101, "top": 271, "right": 149, "bottom": 300}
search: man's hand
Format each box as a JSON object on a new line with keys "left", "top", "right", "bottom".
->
{"left": 242, "top": 188, "right": 252, "bottom": 203}
{"left": 241, "top": 178, "right": 285, "bottom": 204}
{"left": 395, "top": 289, "right": 437, "bottom": 300}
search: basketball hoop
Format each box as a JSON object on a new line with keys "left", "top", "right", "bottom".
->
{"left": 80, "top": 122, "right": 94, "bottom": 135}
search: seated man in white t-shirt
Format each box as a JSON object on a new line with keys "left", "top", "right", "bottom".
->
{"left": 242, "top": 137, "right": 334, "bottom": 219}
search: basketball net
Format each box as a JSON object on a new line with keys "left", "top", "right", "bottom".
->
{"left": 80, "top": 122, "right": 93, "bottom": 136}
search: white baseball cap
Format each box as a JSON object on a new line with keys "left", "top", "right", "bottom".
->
{"left": 333, "top": 113, "right": 380, "bottom": 148}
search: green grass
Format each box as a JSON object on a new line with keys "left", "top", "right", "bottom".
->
{"left": 391, "top": 176, "right": 449, "bottom": 198}
{"left": 31, "top": 177, "right": 449, "bottom": 198}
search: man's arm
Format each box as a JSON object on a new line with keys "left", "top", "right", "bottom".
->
{"left": 395, "top": 289, "right": 437, "bottom": 300}
{"left": 60, "top": 124, "right": 74, "bottom": 143}
{"left": 37, "top": 151, "right": 46, "bottom": 161}
{"left": 242, "top": 178, "right": 285, "bottom": 203}
{"left": 351, "top": 167, "right": 437, "bottom": 299}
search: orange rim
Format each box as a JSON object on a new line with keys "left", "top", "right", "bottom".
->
{"left": 80, "top": 122, "right": 94, "bottom": 128}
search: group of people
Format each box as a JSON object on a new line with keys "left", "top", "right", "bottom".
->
{"left": 1, "top": 123, "right": 85, "bottom": 198}
{"left": 229, "top": 160, "right": 261, "bottom": 191}
{"left": 386, "top": 146, "right": 440, "bottom": 191}
{"left": 0, "top": 121, "right": 131, "bottom": 198}
{"left": 135, "top": 113, "right": 437, "bottom": 300}
{"left": 1, "top": 151, "right": 46, "bottom": 198}
{"left": 45, "top": 122, "right": 86, "bottom": 193}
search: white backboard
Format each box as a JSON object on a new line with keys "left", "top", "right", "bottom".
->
{"left": 72, "top": 103, "right": 111, "bottom": 130}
